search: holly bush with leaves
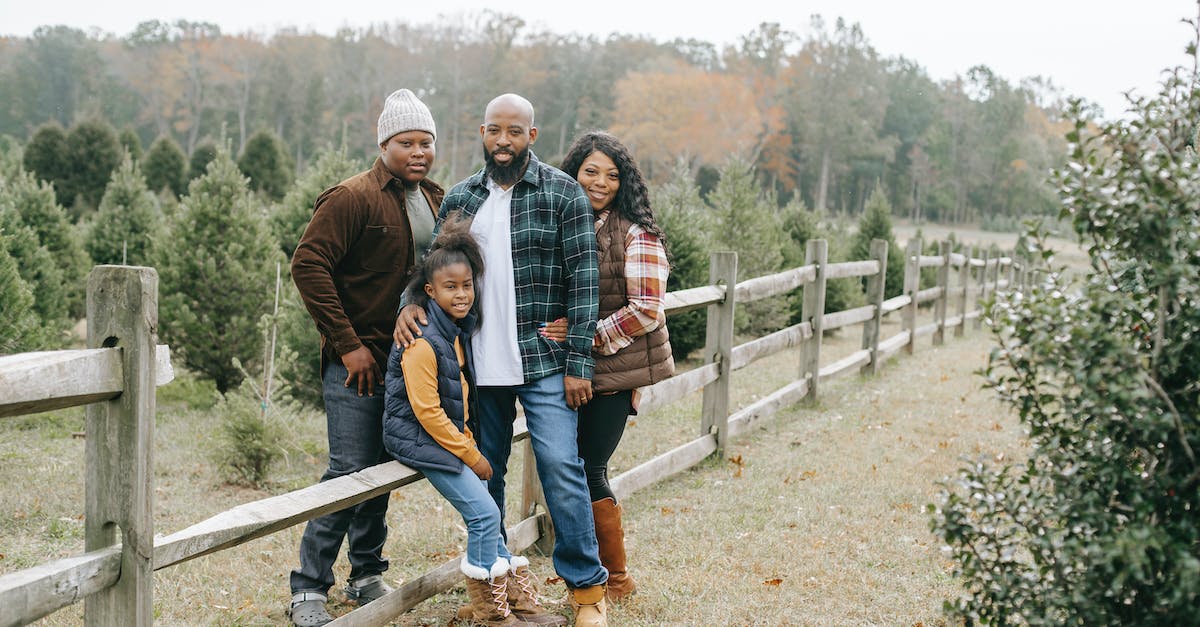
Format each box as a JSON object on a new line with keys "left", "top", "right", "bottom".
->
{"left": 931, "top": 24, "right": 1200, "bottom": 624}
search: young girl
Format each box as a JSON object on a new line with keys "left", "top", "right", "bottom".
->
{"left": 382, "top": 217, "right": 540, "bottom": 626}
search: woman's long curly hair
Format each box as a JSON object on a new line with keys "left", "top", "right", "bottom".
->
{"left": 403, "top": 212, "right": 483, "bottom": 321}
{"left": 560, "top": 131, "right": 666, "bottom": 244}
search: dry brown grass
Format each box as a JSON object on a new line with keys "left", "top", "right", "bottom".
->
{"left": 3, "top": 303, "right": 1024, "bottom": 625}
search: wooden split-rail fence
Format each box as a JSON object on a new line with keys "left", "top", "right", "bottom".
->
{"left": 0, "top": 237, "right": 1033, "bottom": 626}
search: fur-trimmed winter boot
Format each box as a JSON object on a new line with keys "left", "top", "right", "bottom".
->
{"left": 504, "top": 556, "right": 567, "bottom": 625}
{"left": 567, "top": 585, "right": 607, "bottom": 627}
{"left": 591, "top": 497, "right": 636, "bottom": 602}
{"left": 455, "top": 558, "right": 537, "bottom": 626}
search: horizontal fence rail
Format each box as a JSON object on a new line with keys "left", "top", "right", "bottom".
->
{"left": 0, "top": 240, "right": 1034, "bottom": 626}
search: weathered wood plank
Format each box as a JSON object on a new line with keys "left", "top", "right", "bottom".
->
{"left": 818, "top": 349, "right": 871, "bottom": 381}
{"left": 0, "top": 345, "right": 173, "bottom": 419}
{"left": 945, "top": 314, "right": 965, "bottom": 329}
{"left": 861, "top": 239, "right": 889, "bottom": 375}
{"left": 733, "top": 264, "right": 816, "bottom": 304}
{"left": 609, "top": 435, "right": 718, "bottom": 500}
{"left": 0, "top": 547, "right": 121, "bottom": 627}
{"left": 949, "top": 252, "right": 968, "bottom": 267}
{"left": 638, "top": 363, "right": 719, "bottom": 417}
{"left": 964, "top": 310, "right": 982, "bottom": 321}
{"left": 326, "top": 514, "right": 544, "bottom": 626}
{"left": 915, "top": 286, "right": 942, "bottom": 305}
{"left": 729, "top": 323, "right": 811, "bottom": 371}
{"left": 825, "top": 260, "right": 879, "bottom": 280}
{"left": 881, "top": 295, "right": 910, "bottom": 314}
{"left": 726, "top": 379, "right": 810, "bottom": 439}
{"left": 917, "top": 254, "right": 944, "bottom": 268}
{"left": 914, "top": 322, "right": 939, "bottom": 338}
{"left": 877, "top": 330, "right": 910, "bottom": 358}
{"left": 664, "top": 285, "right": 724, "bottom": 316}
{"left": 822, "top": 305, "right": 875, "bottom": 331}
{"left": 799, "top": 241, "right": 828, "bottom": 402}
{"left": 154, "top": 462, "right": 425, "bottom": 570}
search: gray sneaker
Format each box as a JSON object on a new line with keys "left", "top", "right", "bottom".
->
{"left": 344, "top": 574, "right": 393, "bottom": 606}
{"left": 288, "top": 592, "right": 332, "bottom": 627}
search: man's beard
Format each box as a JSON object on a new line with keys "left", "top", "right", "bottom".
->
{"left": 484, "top": 145, "right": 530, "bottom": 187}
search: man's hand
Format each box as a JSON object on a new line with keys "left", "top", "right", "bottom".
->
{"left": 393, "top": 304, "right": 428, "bottom": 348}
{"left": 341, "top": 345, "right": 381, "bottom": 397}
{"left": 469, "top": 455, "right": 493, "bottom": 481}
{"left": 564, "top": 376, "right": 593, "bottom": 410}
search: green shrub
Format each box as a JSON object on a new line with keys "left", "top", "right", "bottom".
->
{"left": 238, "top": 130, "right": 293, "bottom": 201}
{"left": 142, "top": 135, "right": 188, "bottom": 198}
{"left": 651, "top": 158, "right": 711, "bottom": 362}
{"left": 211, "top": 382, "right": 283, "bottom": 487}
{"left": 931, "top": 50, "right": 1200, "bottom": 623}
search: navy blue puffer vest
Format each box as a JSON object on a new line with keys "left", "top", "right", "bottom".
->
{"left": 383, "top": 301, "right": 477, "bottom": 473}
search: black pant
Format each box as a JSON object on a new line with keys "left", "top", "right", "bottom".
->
{"left": 576, "top": 389, "right": 634, "bottom": 502}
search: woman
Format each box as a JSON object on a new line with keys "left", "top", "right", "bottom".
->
{"left": 545, "top": 131, "right": 674, "bottom": 602}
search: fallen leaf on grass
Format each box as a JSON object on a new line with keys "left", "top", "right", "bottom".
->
{"left": 728, "top": 454, "right": 744, "bottom": 478}
{"left": 661, "top": 506, "right": 675, "bottom": 515}
{"left": 545, "top": 576, "right": 563, "bottom": 586}
{"left": 763, "top": 578, "right": 783, "bottom": 586}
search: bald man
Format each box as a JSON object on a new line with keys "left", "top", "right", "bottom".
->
{"left": 395, "top": 94, "right": 608, "bottom": 626}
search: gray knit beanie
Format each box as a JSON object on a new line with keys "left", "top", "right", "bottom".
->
{"left": 377, "top": 88, "right": 436, "bottom": 145}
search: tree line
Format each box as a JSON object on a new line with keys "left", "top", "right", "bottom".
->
{"left": 0, "top": 14, "right": 1076, "bottom": 225}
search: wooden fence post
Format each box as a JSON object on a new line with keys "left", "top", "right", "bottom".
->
{"left": 519, "top": 439, "right": 553, "bottom": 554}
{"left": 84, "top": 266, "right": 157, "bottom": 627}
{"left": 934, "top": 240, "right": 951, "bottom": 346}
{"left": 954, "top": 245, "right": 970, "bottom": 338}
{"left": 860, "top": 239, "right": 888, "bottom": 375}
{"left": 902, "top": 237, "right": 920, "bottom": 354}
{"left": 974, "top": 248, "right": 990, "bottom": 330}
{"left": 700, "top": 251, "right": 737, "bottom": 456}
{"left": 799, "top": 239, "right": 828, "bottom": 400}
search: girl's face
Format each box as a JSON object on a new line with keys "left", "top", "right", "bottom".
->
{"left": 424, "top": 261, "right": 474, "bottom": 320}
{"left": 575, "top": 150, "right": 620, "bottom": 212}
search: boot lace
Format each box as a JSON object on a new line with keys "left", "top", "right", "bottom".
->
{"left": 488, "top": 578, "right": 512, "bottom": 617}
{"left": 511, "top": 567, "right": 543, "bottom": 608}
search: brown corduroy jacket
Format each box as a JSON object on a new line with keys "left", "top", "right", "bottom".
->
{"left": 291, "top": 157, "right": 444, "bottom": 372}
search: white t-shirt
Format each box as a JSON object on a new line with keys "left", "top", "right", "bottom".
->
{"left": 470, "top": 179, "right": 524, "bottom": 385}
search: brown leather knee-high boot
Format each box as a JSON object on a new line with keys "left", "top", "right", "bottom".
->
{"left": 591, "top": 497, "right": 636, "bottom": 602}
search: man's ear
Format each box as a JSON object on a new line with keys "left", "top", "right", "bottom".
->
{"left": 529, "top": 126, "right": 538, "bottom": 145}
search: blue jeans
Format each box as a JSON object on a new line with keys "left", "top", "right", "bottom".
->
{"left": 477, "top": 374, "right": 608, "bottom": 588}
{"left": 290, "top": 361, "right": 390, "bottom": 594}
{"left": 423, "top": 464, "right": 513, "bottom": 572}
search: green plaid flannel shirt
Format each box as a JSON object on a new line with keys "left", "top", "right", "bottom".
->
{"left": 437, "top": 152, "right": 598, "bottom": 382}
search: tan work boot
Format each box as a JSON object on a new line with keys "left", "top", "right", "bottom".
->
{"left": 455, "top": 558, "right": 537, "bottom": 626}
{"left": 592, "top": 498, "right": 636, "bottom": 602}
{"left": 567, "top": 585, "right": 607, "bottom": 627}
{"left": 506, "top": 556, "right": 567, "bottom": 625}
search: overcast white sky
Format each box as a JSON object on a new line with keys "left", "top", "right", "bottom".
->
{"left": 2, "top": 0, "right": 1196, "bottom": 119}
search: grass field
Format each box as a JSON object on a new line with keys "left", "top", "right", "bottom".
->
{"left": 2, "top": 297, "right": 1025, "bottom": 625}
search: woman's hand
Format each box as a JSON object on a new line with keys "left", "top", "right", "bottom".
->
{"left": 539, "top": 317, "right": 568, "bottom": 342}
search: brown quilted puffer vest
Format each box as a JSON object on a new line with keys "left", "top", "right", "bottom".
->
{"left": 592, "top": 212, "right": 675, "bottom": 393}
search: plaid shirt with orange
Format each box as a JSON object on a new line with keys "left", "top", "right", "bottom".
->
{"left": 593, "top": 217, "right": 670, "bottom": 356}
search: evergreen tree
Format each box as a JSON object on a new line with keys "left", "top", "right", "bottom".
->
{"left": 852, "top": 185, "right": 905, "bottom": 298}
{"left": 708, "top": 155, "right": 788, "bottom": 334}
{"left": 238, "top": 130, "right": 294, "bottom": 201}
{"left": 1, "top": 168, "right": 89, "bottom": 319}
{"left": 157, "top": 146, "right": 282, "bottom": 393}
{"left": 63, "top": 119, "right": 122, "bottom": 215}
{"left": 188, "top": 140, "right": 219, "bottom": 181}
{"left": 650, "top": 158, "right": 711, "bottom": 362}
{"left": 118, "top": 128, "right": 143, "bottom": 162}
{"left": 0, "top": 229, "right": 46, "bottom": 352}
{"left": 781, "top": 201, "right": 862, "bottom": 325}
{"left": 88, "top": 154, "right": 161, "bottom": 266}
{"left": 0, "top": 135, "right": 23, "bottom": 180}
{"left": 142, "top": 135, "right": 188, "bottom": 197}
{"left": 0, "top": 203, "right": 68, "bottom": 342}
{"left": 22, "top": 123, "right": 69, "bottom": 203}
{"left": 270, "top": 147, "right": 360, "bottom": 258}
